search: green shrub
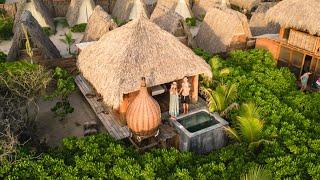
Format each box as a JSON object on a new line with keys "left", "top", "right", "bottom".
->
{"left": 0, "top": 51, "right": 6, "bottom": 62}
{"left": 42, "top": 27, "right": 53, "bottom": 36}
{"left": 0, "top": 0, "right": 5, "bottom": 4}
{"left": 185, "top": 17, "right": 196, "bottom": 26}
{"left": 113, "top": 17, "right": 127, "bottom": 27}
{"left": 193, "top": 48, "right": 213, "bottom": 61}
{"left": 70, "top": 23, "right": 87, "bottom": 33}
{"left": 0, "top": 17, "right": 13, "bottom": 40}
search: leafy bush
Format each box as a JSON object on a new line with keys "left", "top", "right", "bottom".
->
{"left": 0, "top": 51, "right": 6, "bottom": 62}
{"left": 113, "top": 17, "right": 127, "bottom": 27}
{"left": 46, "top": 67, "right": 75, "bottom": 119}
{"left": 1, "top": 49, "right": 319, "bottom": 179}
{"left": 0, "top": 0, "right": 5, "bottom": 4}
{"left": 70, "top": 23, "right": 87, "bottom": 33}
{"left": 185, "top": 17, "right": 196, "bottom": 26}
{"left": 193, "top": 48, "right": 213, "bottom": 61}
{"left": 42, "top": 27, "right": 53, "bottom": 36}
{"left": 0, "top": 17, "right": 13, "bottom": 40}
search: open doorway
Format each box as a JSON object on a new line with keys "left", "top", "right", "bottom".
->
{"left": 302, "top": 55, "right": 312, "bottom": 75}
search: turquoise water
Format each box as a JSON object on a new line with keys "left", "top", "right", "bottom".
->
{"left": 177, "top": 111, "right": 219, "bottom": 133}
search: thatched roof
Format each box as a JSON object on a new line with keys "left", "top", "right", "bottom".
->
{"left": 150, "top": 2, "right": 184, "bottom": 34}
{"left": 266, "top": 0, "right": 320, "bottom": 36}
{"left": 249, "top": 2, "right": 280, "bottom": 36}
{"left": 7, "top": 11, "right": 61, "bottom": 61}
{"left": 192, "top": 0, "right": 230, "bottom": 19}
{"left": 195, "top": 7, "right": 252, "bottom": 54}
{"left": 151, "top": 0, "right": 192, "bottom": 20}
{"left": 77, "top": 17, "right": 212, "bottom": 109}
{"left": 229, "top": 0, "right": 260, "bottom": 11}
{"left": 66, "top": 0, "right": 95, "bottom": 27}
{"left": 13, "top": 0, "right": 55, "bottom": 32}
{"left": 82, "top": 6, "right": 118, "bottom": 42}
{"left": 112, "top": 0, "right": 149, "bottom": 22}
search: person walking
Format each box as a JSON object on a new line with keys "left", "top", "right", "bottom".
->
{"left": 169, "top": 82, "right": 179, "bottom": 120}
{"left": 179, "top": 77, "right": 191, "bottom": 114}
{"left": 300, "top": 72, "right": 312, "bottom": 91}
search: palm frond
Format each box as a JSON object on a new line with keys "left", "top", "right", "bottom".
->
{"left": 240, "top": 102, "right": 260, "bottom": 119}
{"left": 224, "top": 126, "right": 241, "bottom": 142}
{"left": 248, "top": 139, "right": 273, "bottom": 151}
{"left": 241, "top": 165, "right": 272, "bottom": 180}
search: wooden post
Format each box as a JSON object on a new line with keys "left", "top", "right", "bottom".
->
{"left": 191, "top": 75, "right": 199, "bottom": 103}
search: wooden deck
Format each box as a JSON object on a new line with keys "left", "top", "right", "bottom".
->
{"left": 75, "top": 75, "right": 130, "bottom": 140}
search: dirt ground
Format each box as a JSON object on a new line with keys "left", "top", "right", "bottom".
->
{"left": 36, "top": 89, "right": 104, "bottom": 147}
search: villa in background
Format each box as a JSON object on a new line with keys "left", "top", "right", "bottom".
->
{"left": 255, "top": 0, "right": 320, "bottom": 83}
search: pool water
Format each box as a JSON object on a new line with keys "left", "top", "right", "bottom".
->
{"left": 177, "top": 111, "right": 219, "bottom": 133}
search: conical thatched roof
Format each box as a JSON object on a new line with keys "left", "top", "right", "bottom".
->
{"left": 66, "top": 0, "right": 95, "bottom": 27}
{"left": 249, "top": 2, "right": 280, "bottom": 36}
{"left": 192, "top": 0, "right": 230, "bottom": 19}
{"left": 195, "top": 7, "right": 252, "bottom": 54}
{"left": 77, "top": 17, "right": 212, "bottom": 109}
{"left": 7, "top": 11, "right": 61, "bottom": 61}
{"left": 13, "top": 0, "right": 55, "bottom": 32}
{"left": 229, "top": 0, "right": 260, "bottom": 11}
{"left": 150, "top": 1, "right": 184, "bottom": 34}
{"left": 151, "top": 0, "right": 192, "bottom": 20}
{"left": 82, "top": 6, "right": 118, "bottom": 42}
{"left": 266, "top": 0, "right": 320, "bottom": 36}
{"left": 112, "top": 0, "right": 149, "bottom": 22}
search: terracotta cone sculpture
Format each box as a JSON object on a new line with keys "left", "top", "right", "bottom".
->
{"left": 126, "top": 78, "right": 161, "bottom": 137}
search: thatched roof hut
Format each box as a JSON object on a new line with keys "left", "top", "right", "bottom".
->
{"left": 66, "top": 0, "right": 95, "bottom": 27}
{"left": 266, "top": 0, "right": 320, "bottom": 36}
{"left": 195, "top": 7, "right": 252, "bottom": 54}
{"left": 151, "top": 0, "right": 192, "bottom": 20}
{"left": 13, "top": 0, "right": 55, "bottom": 32}
{"left": 229, "top": 0, "right": 260, "bottom": 11}
{"left": 7, "top": 11, "right": 61, "bottom": 61}
{"left": 192, "top": 0, "right": 230, "bottom": 19}
{"left": 82, "top": 6, "right": 118, "bottom": 42}
{"left": 249, "top": 2, "right": 280, "bottom": 36}
{"left": 112, "top": 0, "right": 149, "bottom": 22}
{"left": 77, "top": 17, "right": 211, "bottom": 109}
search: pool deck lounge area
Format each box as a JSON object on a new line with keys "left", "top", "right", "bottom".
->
{"left": 75, "top": 75, "right": 208, "bottom": 140}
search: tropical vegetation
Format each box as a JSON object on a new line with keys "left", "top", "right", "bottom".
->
{"left": 0, "top": 16, "right": 13, "bottom": 40}
{"left": 70, "top": 23, "right": 87, "bottom": 33}
{"left": 60, "top": 31, "right": 75, "bottom": 55}
{"left": 0, "top": 49, "right": 319, "bottom": 179}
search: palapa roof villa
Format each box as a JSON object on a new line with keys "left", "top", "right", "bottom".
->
{"left": 1, "top": 0, "right": 320, "bottom": 178}
{"left": 77, "top": 16, "right": 212, "bottom": 114}
{"left": 82, "top": 5, "right": 117, "bottom": 42}
{"left": 195, "top": 6, "right": 252, "bottom": 54}
{"left": 256, "top": 0, "right": 320, "bottom": 81}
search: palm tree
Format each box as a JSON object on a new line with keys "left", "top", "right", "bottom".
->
{"left": 60, "top": 31, "right": 75, "bottom": 55}
{"left": 241, "top": 165, "right": 272, "bottom": 180}
{"left": 224, "top": 103, "right": 270, "bottom": 150}
{"left": 200, "top": 83, "right": 238, "bottom": 117}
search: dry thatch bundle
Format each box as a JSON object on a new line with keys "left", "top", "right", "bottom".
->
{"left": 77, "top": 17, "right": 212, "bottom": 109}
{"left": 82, "top": 6, "right": 118, "bottom": 42}
{"left": 151, "top": 0, "right": 193, "bottom": 20}
{"left": 229, "top": 0, "right": 260, "bottom": 11}
{"left": 192, "top": 0, "right": 230, "bottom": 19}
{"left": 249, "top": 2, "right": 279, "bottom": 36}
{"left": 13, "top": 0, "right": 55, "bottom": 32}
{"left": 150, "top": 1, "right": 184, "bottom": 34}
{"left": 112, "top": 0, "right": 149, "bottom": 22}
{"left": 7, "top": 11, "right": 61, "bottom": 61}
{"left": 266, "top": 0, "right": 320, "bottom": 36}
{"left": 66, "top": 0, "right": 95, "bottom": 27}
{"left": 195, "top": 7, "right": 252, "bottom": 54}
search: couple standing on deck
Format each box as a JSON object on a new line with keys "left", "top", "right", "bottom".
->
{"left": 169, "top": 77, "right": 190, "bottom": 120}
